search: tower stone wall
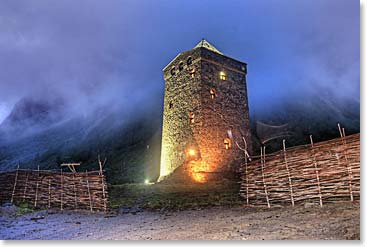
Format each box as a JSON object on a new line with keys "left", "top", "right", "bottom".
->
{"left": 159, "top": 40, "right": 252, "bottom": 183}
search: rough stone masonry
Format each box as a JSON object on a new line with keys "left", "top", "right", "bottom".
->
{"left": 159, "top": 39, "right": 252, "bottom": 183}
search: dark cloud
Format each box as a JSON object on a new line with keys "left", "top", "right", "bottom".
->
{"left": 0, "top": 0, "right": 359, "bottom": 122}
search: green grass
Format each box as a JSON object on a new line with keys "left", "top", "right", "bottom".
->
{"left": 14, "top": 202, "right": 35, "bottom": 216}
{"left": 108, "top": 180, "right": 243, "bottom": 211}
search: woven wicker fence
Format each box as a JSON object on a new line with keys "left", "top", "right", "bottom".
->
{"left": 0, "top": 169, "right": 108, "bottom": 212}
{"left": 240, "top": 133, "right": 360, "bottom": 207}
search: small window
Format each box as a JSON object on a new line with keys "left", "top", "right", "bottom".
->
{"left": 210, "top": 88, "right": 216, "bottom": 99}
{"left": 178, "top": 62, "right": 184, "bottom": 71}
{"left": 188, "top": 112, "right": 195, "bottom": 124}
{"left": 187, "top": 56, "right": 193, "bottom": 65}
{"left": 224, "top": 138, "right": 231, "bottom": 150}
{"left": 190, "top": 68, "right": 196, "bottom": 78}
{"left": 170, "top": 67, "right": 176, "bottom": 76}
{"left": 241, "top": 65, "right": 246, "bottom": 71}
{"left": 169, "top": 101, "right": 173, "bottom": 109}
{"left": 219, "top": 71, "right": 227, "bottom": 81}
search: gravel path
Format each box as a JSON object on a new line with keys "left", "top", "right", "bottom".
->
{"left": 0, "top": 202, "right": 359, "bottom": 240}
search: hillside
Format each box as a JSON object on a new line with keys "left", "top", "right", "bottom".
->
{"left": 0, "top": 98, "right": 162, "bottom": 184}
{"left": 250, "top": 94, "right": 359, "bottom": 153}
{"left": 0, "top": 93, "right": 359, "bottom": 184}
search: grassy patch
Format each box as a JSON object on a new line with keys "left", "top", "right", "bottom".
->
{"left": 15, "top": 202, "right": 35, "bottom": 216}
{"left": 108, "top": 180, "right": 242, "bottom": 211}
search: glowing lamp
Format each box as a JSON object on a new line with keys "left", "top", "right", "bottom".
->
{"left": 188, "top": 149, "right": 196, "bottom": 156}
{"left": 224, "top": 138, "right": 231, "bottom": 150}
{"left": 144, "top": 179, "right": 149, "bottom": 184}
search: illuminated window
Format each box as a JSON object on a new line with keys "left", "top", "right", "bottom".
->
{"left": 189, "top": 68, "right": 196, "bottom": 78}
{"left": 178, "top": 62, "right": 184, "bottom": 71}
{"left": 189, "top": 112, "right": 195, "bottom": 124}
{"left": 170, "top": 67, "right": 176, "bottom": 76}
{"left": 224, "top": 138, "right": 232, "bottom": 150}
{"left": 219, "top": 71, "right": 227, "bottom": 80}
{"left": 210, "top": 88, "right": 216, "bottom": 99}
{"left": 187, "top": 56, "right": 193, "bottom": 65}
{"left": 169, "top": 101, "right": 173, "bottom": 109}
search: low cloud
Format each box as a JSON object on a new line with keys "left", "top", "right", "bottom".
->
{"left": 0, "top": 0, "right": 359, "bottom": 123}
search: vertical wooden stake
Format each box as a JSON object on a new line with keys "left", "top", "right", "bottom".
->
{"left": 100, "top": 174, "right": 107, "bottom": 212}
{"left": 338, "top": 124, "right": 353, "bottom": 201}
{"left": 261, "top": 146, "right": 270, "bottom": 208}
{"left": 235, "top": 137, "right": 250, "bottom": 206}
{"left": 48, "top": 179, "right": 51, "bottom": 209}
{"left": 60, "top": 169, "right": 64, "bottom": 211}
{"left": 310, "top": 135, "right": 323, "bottom": 207}
{"left": 337, "top": 123, "right": 343, "bottom": 140}
{"left": 73, "top": 173, "right": 78, "bottom": 210}
{"left": 98, "top": 155, "right": 102, "bottom": 176}
{"left": 23, "top": 173, "right": 29, "bottom": 201}
{"left": 283, "top": 140, "right": 295, "bottom": 206}
{"left": 346, "top": 168, "right": 354, "bottom": 202}
{"left": 11, "top": 165, "right": 20, "bottom": 204}
{"left": 99, "top": 160, "right": 107, "bottom": 211}
{"left": 34, "top": 166, "right": 40, "bottom": 208}
{"left": 86, "top": 170, "right": 93, "bottom": 212}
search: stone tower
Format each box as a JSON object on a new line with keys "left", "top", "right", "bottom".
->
{"left": 159, "top": 39, "right": 252, "bottom": 183}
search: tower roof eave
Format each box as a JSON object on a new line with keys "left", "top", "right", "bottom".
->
{"left": 163, "top": 53, "right": 182, "bottom": 71}
{"left": 162, "top": 39, "right": 224, "bottom": 71}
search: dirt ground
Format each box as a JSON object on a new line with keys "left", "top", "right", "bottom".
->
{"left": 0, "top": 201, "right": 359, "bottom": 240}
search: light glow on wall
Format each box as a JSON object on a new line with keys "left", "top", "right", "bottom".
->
{"left": 189, "top": 160, "right": 209, "bottom": 183}
{"left": 159, "top": 148, "right": 170, "bottom": 179}
{"left": 188, "top": 148, "right": 196, "bottom": 156}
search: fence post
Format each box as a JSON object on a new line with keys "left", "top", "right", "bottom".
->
{"left": 48, "top": 178, "right": 51, "bottom": 209}
{"left": 338, "top": 124, "right": 353, "bottom": 202}
{"left": 283, "top": 140, "right": 295, "bottom": 206}
{"left": 261, "top": 146, "right": 270, "bottom": 208}
{"left": 23, "top": 173, "right": 29, "bottom": 201}
{"left": 34, "top": 166, "right": 40, "bottom": 208}
{"left": 73, "top": 173, "right": 78, "bottom": 210}
{"left": 60, "top": 169, "right": 64, "bottom": 211}
{"left": 244, "top": 151, "right": 249, "bottom": 206}
{"left": 86, "top": 170, "right": 93, "bottom": 212}
{"left": 310, "top": 135, "right": 323, "bottom": 207}
{"left": 99, "top": 165, "right": 107, "bottom": 212}
{"left": 11, "top": 165, "right": 20, "bottom": 204}
{"left": 100, "top": 172, "right": 107, "bottom": 212}
{"left": 235, "top": 137, "right": 250, "bottom": 206}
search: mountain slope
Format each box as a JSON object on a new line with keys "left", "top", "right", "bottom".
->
{"left": 0, "top": 93, "right": 359, "bottom": 184}
{"left": 0, "top": 97, "right": 163, "bottom": 184}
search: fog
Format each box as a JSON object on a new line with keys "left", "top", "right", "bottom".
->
{"left": 0, "top": 0, "right": 359, "bottom": 125}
